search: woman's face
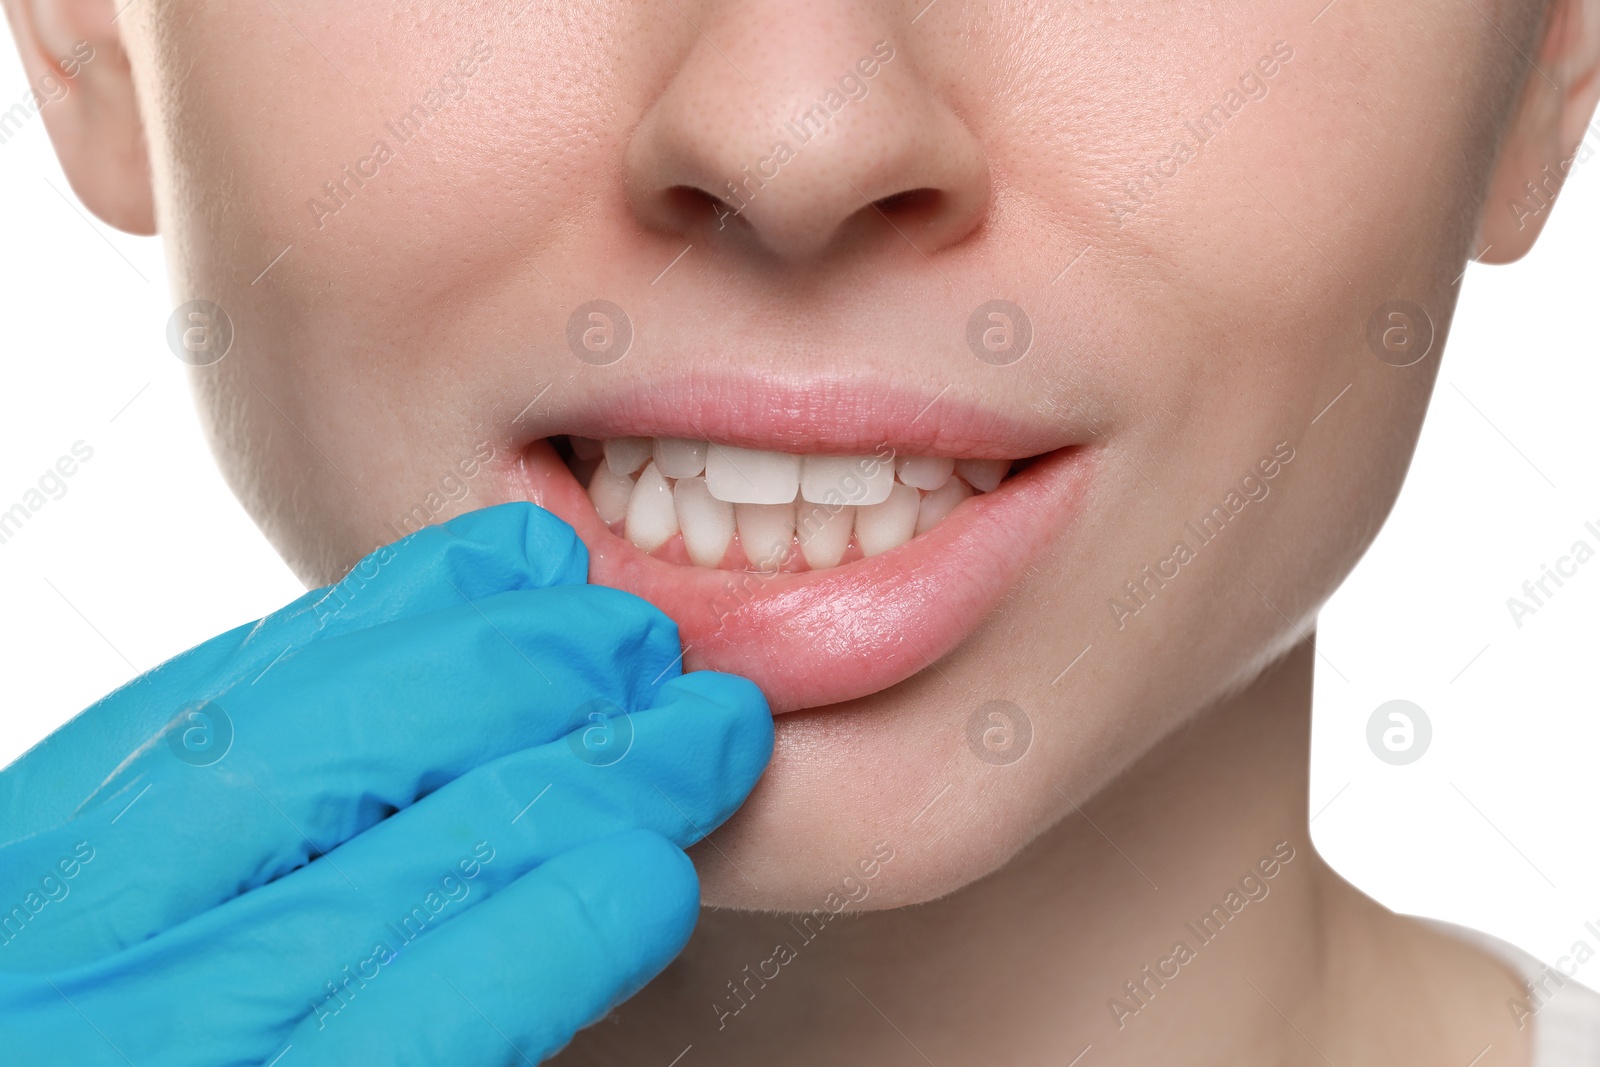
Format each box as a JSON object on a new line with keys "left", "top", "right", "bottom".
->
{"left": 96, "top": 0, "right": 1554, "bottom": 908}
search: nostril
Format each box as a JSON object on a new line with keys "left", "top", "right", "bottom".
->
{"left": 653, "top": 185, "right": 750, "bottom": 234}
{"left": 873, "top": 188, "right": 934, "bottom": 211}
{"left": 868, "top": 187, "right": 946, "bottom": 231}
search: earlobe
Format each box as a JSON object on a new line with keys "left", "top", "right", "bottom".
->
{"left": 1476, "top": 0, "right": 1600, "bottom": 264}
{"left": 2, "top": 0, "right": 156, "bottom": 234}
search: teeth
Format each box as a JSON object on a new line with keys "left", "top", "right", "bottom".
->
{"left": 797, "top": 501, "right": 854, "bottom": 569}
{"left": 605, "top": 436, "right": 653, "bottom": 477}
{"left": 800, "top": 455, "right": 894, "bottom": 506}
{"left": 588, "top": 464, "right": 635, "bottom": 526}
{"left": 624, "top": 461, "right": 679, "bottom": 553}
{"left": 736, "top": 502, "right": 796, "bottom": 569}
{"left": 915, "top": 476, "right": 972, "bottom": 535}
{"left": 654, "top": 437, "right": 708, "bottom": 479}
{"left": 956, "top": 459, "right": 1009, "bottom": 493}
{"left": 896, "top": 455, "right": 954, "bottom": 491}
{"left": 571, "top": 436, "right": 1019, "bottom": 570}
{"left": 673, "top": 477, "right": 735, "bottom": 567}
{"left": 855, "top": 483, "right": 921, "bottom": 557}
{"left": 705, "top": 445, "right": 801, "bottom": 505}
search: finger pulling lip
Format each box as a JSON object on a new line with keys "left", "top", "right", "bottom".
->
{"left": 504, "top": 381, "right": 1095, "bottom": 713}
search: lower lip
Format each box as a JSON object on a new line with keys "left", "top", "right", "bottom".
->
{"left": 511, "top": 443, "right": 1093, "bottom": 713}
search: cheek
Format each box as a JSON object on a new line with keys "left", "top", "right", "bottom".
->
{"left": 131, "top": 1, "right": 653, "bottom": 578}
{"left": 1003, "top": 5, "right": 1492, "bottom": 587}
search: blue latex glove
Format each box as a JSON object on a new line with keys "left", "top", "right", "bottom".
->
{"left": 0, "top": 502, "right": 772, "bottom": 1065}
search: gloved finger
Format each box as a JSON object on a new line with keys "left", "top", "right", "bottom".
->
{"left": 0, "top": 830, "right": 700, "bottom": 1067}
{"left": 2, "top": 583, "right": 690, "bottom": 965}
{"left": 241, "top": 499, "right": 591, "bottom": 654}
{"left": 6, "top": 672, "right": 766, "bottom": 978}
{"left": 0, "top": 502, "right": 587, "bottom": 840}
{"left": 285, "top": 829, "right": 700, "bottom": 1067}
{"left": 0, "top": 675, "right": 766, "bottom": 1066}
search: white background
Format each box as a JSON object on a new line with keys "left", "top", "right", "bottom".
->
{"left": 1, "top": 43, "right": 1596, "bottom": 976}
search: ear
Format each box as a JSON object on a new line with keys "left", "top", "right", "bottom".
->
{"left": 1477, "top": 0, "right": 1600, "bottom": 264}
{"left": 1, "top": 0, "right": 155, "bottom": 234}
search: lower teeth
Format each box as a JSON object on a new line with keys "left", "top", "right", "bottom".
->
{"left": 564, "top": 437, "right": 1014, "bottom": 570}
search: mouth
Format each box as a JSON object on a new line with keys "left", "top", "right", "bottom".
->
{"left": 508, "top": 377, "right": 1093, "bottom": 713}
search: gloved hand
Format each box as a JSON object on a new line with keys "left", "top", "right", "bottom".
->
{"left": 0, "top": 501, "right": 772, "bottom": 1066}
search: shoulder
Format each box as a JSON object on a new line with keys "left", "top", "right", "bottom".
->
{"left": 1418, "top": 917, "right": 1600, "bottom": 1067}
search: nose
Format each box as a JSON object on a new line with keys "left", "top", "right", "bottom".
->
{"left": 624, "top": 3, "right": 990, "bottom": 262}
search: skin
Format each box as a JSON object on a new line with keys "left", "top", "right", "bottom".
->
{"left": 8, "top": 0, "right": 1600, "bottom": 1062}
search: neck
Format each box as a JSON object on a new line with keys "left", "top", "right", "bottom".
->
{"left": 556, "top": 637, "right": 1530, "bottom": 1066}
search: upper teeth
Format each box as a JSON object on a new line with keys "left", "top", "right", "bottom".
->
{"left": 575, "top": 437, "right": 1010, "bottom": 570}
{"left": 707, "top": 445, "right": 807, "bottom": 505}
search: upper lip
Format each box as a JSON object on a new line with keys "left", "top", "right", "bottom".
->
{"left": 513, "top": 371, "right": 1078, "bottom": 458}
